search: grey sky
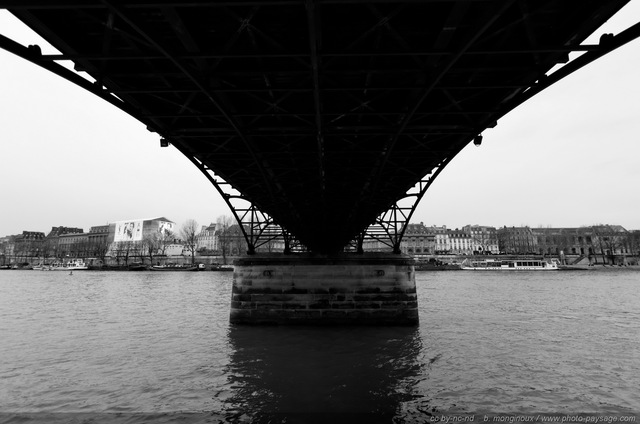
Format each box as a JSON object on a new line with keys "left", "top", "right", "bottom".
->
{"left": 1, "top": 4, "right": 640, "bottom": 237}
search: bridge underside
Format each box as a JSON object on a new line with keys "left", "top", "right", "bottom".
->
{"left": 1, "top": 1, "right": 638, "bottom": 254}
{"left": 3, "top": 1, "right": 638, "bottom": 325}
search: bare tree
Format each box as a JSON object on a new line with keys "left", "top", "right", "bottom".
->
{"left": 0, "top": 238, "right": 8, "bottom": 266}
{"left": 180, "top": 219, "right": 199, "bottom": 264}
{"left": 628, "top": 231, "right": 640, "bottom": 258}
{"left": 592, "top": 225, "right": 627, "bottom": 265}
{"left": 133, "top": 241, "right": 146, "bottom": 264}
{"left": 142, "top": 232, "right": 160, "bottom": 264}
{"left": 156, "top": 226, "right": 174, "bottom": 258}
{"left": 122, "top": 241, "right": 135, "bottom": 266}
{"left": 91, "top": 239, "right": 110, "bottom": 265}
{"left": 113, "top": 241, "right": 135, "bottom": 266}
{"left": 216, "top": 215, "right": 236, "bottom": 264}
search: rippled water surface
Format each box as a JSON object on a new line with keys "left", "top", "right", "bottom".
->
{"left": 1, "top": 269, "right": 639, "bottom": 422}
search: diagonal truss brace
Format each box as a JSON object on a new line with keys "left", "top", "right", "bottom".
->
{"left": 171, "top": 143, "right": 306, "bottom": 255}
{"left": 350, "top": 20, "right": 640, "bottom": 255}
{"left": 354, "top": 156, "right": 454, "bottom": 254}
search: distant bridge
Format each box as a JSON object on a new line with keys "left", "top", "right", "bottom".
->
{"left": 2, "top": 1, "right": 639, "bottom": 254}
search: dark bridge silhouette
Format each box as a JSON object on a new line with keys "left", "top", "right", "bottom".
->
{"left": 2, "top": 1, "right": 639, "bottom": 254}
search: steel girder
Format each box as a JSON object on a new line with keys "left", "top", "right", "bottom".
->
{"left": 1, "top": 1, "right": 639, "bottom": 254}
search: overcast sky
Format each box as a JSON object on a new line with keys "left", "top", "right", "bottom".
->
{"left": 1, "top": 4, "right": 640, "bottom": 238}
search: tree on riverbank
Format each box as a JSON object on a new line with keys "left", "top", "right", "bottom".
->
{"left": 592, "top": 224, "right": 627, "bottom": 265}
{"left": 216, "top": 215, "right": 235, "bottom": 264}
{"left": 90, "top": 239, "right": 110, "bottom": 265}
{"left": 142, "top": 232, "right": 161, "bottom": 264}
{"left": 180, "top": 219, "right": 199, "bottom": 264}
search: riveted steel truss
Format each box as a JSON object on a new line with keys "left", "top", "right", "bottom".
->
{"left": 350, "top": 156, "right": 454, "bottom": 254}
{"left": 1, "top": 1, "right": 639, "bottom": 255}
{"left": 172, "top": 142, "right": 307, "bottom": 255}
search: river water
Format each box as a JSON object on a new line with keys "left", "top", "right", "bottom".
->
{"left": 0, "top": 269, "right": 639, "bottom": 423}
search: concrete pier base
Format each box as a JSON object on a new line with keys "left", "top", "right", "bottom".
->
{"left": 229, "top": 253, "right": 418, "bottom": 325}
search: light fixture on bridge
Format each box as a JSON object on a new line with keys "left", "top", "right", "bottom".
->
{"left": 27, "top": 44, "right": 42, "bottom": 58}
{"left": 600, "top": 33, "right": 614, "bottom": 47}
{"left": 160, "top": 138, "right": 170, "bottom": 147}
{"left": 473, "top": 135, "right": 483, "bottom": 147}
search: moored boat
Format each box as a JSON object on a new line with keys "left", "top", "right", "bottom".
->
{"left": 461, "top": 258, "right": 558, "bottom": 271}
{"left": 210, "top": 264, "right": 234, "bottom": 272}
{"left": 128, "top": 262, "right": 148, "bottom": 271}
{"left": 48, "top": 259, "right": 89, "bottom": 271}
{"left": 150, "top": 263, "right": 202, "bottom": 271}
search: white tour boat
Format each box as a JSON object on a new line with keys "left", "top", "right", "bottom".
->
{"left": 461, "top": 258, "right": 558, "bottom": 271}
{"left": 48, "top": 259, "right": 89, "bottom": 271}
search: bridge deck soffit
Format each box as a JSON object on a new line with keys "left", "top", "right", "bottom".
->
{"left": 1, "top": 0, "right": 638, "bottom": 253}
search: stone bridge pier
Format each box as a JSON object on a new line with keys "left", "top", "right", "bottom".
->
{"left": 229, "top": 253, "right": 418, "bottom": 325}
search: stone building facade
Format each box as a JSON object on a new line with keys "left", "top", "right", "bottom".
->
{"left": 497, "top": 226, "right": 538, "bottom": 254}
{"left": 502, "top": 225, "right": 633, "bottom": 264}
{"left": 401, "top": 223, "right": 435, "bottom": 254}
{"left": 196, "top": 223, "right": 218, "bottom": 251}
{"left": 11, "top": 231, "right": 45, "bottom": 263}
{"left": 447, "top": 229, "right": 473, "bottom": 255}
{"left": 2, "top": 219, "right": 638, "bottom": 266}
{"left": 463, "top": 225, "right": 499, "bottom": 254}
